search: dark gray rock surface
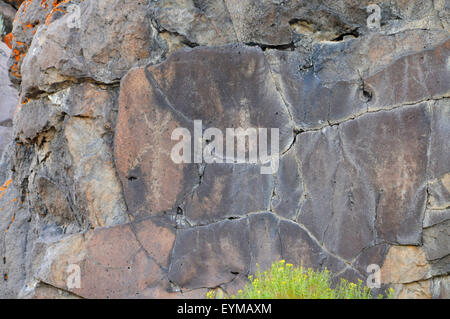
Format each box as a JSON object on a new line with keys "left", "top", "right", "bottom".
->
{"left": 0, "top": 0, "right": 448, "bottom": 299}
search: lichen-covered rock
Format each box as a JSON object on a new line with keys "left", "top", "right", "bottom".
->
{"left": 0, "top": 0, "right": 449, "bottom": 299}
{"left": 20, "top": 0, "right": 165, "bottom": 96}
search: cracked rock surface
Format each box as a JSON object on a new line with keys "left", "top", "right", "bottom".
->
{"left": 0, "top": 0, "right": 449, "bottom": 299}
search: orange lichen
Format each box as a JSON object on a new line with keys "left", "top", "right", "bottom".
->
{"left": 15, "top": 94, "right": 27, "bottom": 113}
{"left": 8, "top": 40, "right": 27, "bottom": 79}
{"left": 7, "top": 0, "right": 75, "bottom": 80}
{"left": 0, "top": 179, "right": 13, "bottom": 201}
{"left": 22, "top": 20, "right": 39, "bottom": 31}
{"left": 45, "top": 0, "right": 72, "bottom": 26}
{"left": 5, "top": 214, "right": 16, "bottom": 233}
{"left": 9, "top": 63, "right": 21, "bottom": 79}
{"left": 9, "top": 48, "right": 26, "bottom": 79}
{"left": 3, "top": 33, "right": 14, "bottom": 49}
{"left": 40, "top": 0, "right": 48, "bottom": 10}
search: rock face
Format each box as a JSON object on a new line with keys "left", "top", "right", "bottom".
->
{"left": 0, "top": 0, "right": 449, "bottom": 299}
{"left": 0, "top": 41, "right": 16, "bottom": 159}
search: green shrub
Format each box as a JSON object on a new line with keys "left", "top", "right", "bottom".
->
{"left": 207, "top": 260, "right": 395, "bottom": 299}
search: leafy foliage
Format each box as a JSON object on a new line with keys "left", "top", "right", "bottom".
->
{"left": 207, "top": 260, "right": 395, "bottom": 299}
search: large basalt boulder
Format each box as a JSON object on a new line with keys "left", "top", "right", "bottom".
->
{"left": 0, "top": 0, "right": 449, "bottom": 299}
{"left": 151, "top": 0, "right": 443, "bottom": 46}
{"left": 20, "top": 0, "right": 165, "bottom": 96}
{"left": 115, "top": 45, "right": 294, "bottom": 222}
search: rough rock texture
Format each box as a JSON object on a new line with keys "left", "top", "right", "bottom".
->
{"left": 0, "top": 1, "right": 17, "bottom": 36}
{"left": 0, "top": 41, "right": 16, "bottom": 159}
{"left": 0, "top": 0, "right": 449, "bottom": 299}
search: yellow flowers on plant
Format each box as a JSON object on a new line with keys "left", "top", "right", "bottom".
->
{"left": 210, "top": 260, "right": 395, "bottom": 299}
{"left": 206, "top": 290, "right": 215, "bottom": 299}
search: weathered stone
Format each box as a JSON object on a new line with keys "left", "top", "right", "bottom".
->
{"left": 24, "top": 282, "right": 82, "bottom": 299}
{"left": 35, "top": 176, "right": 73, "bottom": 225}
{"left": 3, "top": 1, "right": 24, "bottom": 10}
{"left": 143, "top": 45, "right": 293, "bottom": 145}
{"left": 0, "top": 126, "right": 12, "bottom": 159}
{"left": 11, "top": 83, "right": 127, "bottom": 232}
{"left": 332, "top": 267, "right": 364, "bottom": 288}
{"left": 13, "top": 97, "right": 61, "bottom": 143}
{"left": 0, "top": 41, "right": 17, "bottom": 158}
{"left": 423, "top": 220, "right": 450, "bottom": 261}
{"left": 0, "top": 1, "right": 17, "bottom": 34}
{"left": 312, "top": 30, "right": 449, "bottom": 83}
{"left": 115, "top": 67, "right": 198, "bottom": 219}
{"left": 115, "top": 45, "right": 294, "bottom": 220}
{"left": 133, "top": 216, "right": 176, "bottom": 269}
{"left": 265, "top": 49, "right": 366, "bottom": 131}
{"left": 429, "top": 255, "right": 450, "bottom": 279}
{"left": 292, "top": 103, "right": 430, "bottom": 260}
{"left": 63, "top": 85, "right": 129, "bottom": 228}
{"left": 431, "top": 276, "right": 450, "bottom": 299}
{"left": 185, "top": 164, "right": 274, "bottom": 225}
{"left": 266, "top": 32, "right": 449, "bottom": 131}
{"left": 272, "top": 145, "right": 304, "bottom": 220}
{"left": 0, "top": 180, "right": 31, "bottom": 298}
{"left": 393, "top": 280, "right": 432, "bottom": 299}
{"left": 295, "top": 125, "right": 375, "bottom": 260}
{"left": 427, "top": 174, "right": 450, "bottom": 210}
{"left": 423, "top": 209, "right": 450, "bottom": 228}
{"left": 20, "top": 0, "right": 165, "bottom": 95}
{"left": 7, "top": 0, "right": 62, "bottom": 83}
{"left": 168, "top": 217, "right": 251, "bottom": 290}
{"left": 1, "top": 0, "right": 449, "bottom": 300}
{"left": 152, "top": 0, "right": 238, "bottom": 46}
{"left": 381, "top": 246, "right": 430, "bottom": 284}
{"left": 152, "top": 0, "right": 444, "bottom": 47}
{"left": 365, "top": 39, "right": 450, "bottom": 110}
{"left": 168, "top": 211, "right": 352, "bottom": 291}
{"left": 34, "top": 216, "right": 179, "bottom": 299}
{"left": 339, "top": 104, "right": 430, "bottom": 245}
{"left": 12, "top": 82, "right": 128, "bottom": 234}
{"left": 352, "top": 244, "right": 390, "bottom": 276}
{"left": 247, "top": 212, "right": 282, "bottom": 274}
{"left": 428, "top": 99, "right": 450, "bottom": 186}
{"left": 279, "top": 219, "right": 347, "bottom": 274}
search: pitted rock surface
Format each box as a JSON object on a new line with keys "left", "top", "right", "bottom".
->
{"left": 0, "top": 0, "right": 449, "bottom": 299}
